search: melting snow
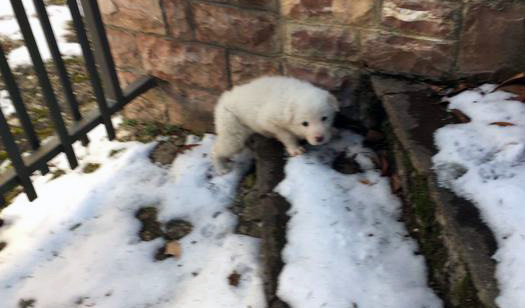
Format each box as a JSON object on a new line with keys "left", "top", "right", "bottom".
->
{"left": 0, "top": 0, "right": 81, "bottom": 67}
{"left": 276, "top": 131, "right": 442, "bottom": 308}
{"left": 433, "top": 85, "right": 525, "bottom": 308}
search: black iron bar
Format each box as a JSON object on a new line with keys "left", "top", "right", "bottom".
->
{"left": 32, "top": 0, "right": 89, "bottom": 146}
{"left": 0, "top": 75, "right": 156, "bottom": 200}
{"left": 0, "top": 107, "right": 37, "bottom": 201}
{"left": 10, "top": 0, "right": 78, "bottom": 169}
{"left": 68, "top": 0, "right": 115, "bottom": 139}
{"left": 0, "top": 44, "right": 40, "bottom": 150}
{"left": 78, "top": 0, "right": 123, "bottom": 103}
{"left": 0, "top": 43, "right": 49, "bottom": 175}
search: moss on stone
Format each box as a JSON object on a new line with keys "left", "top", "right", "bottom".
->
{"left": 451, "top": 273, "right": 482, "bottom": 308}
{"left": 384, "top": 122, "right": 487, "bottom": 307}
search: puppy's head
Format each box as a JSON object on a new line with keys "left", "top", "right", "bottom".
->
{"left": 288, "top": 92, "right": 339, "bottom": 146}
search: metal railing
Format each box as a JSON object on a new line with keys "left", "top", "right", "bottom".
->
{"left": 0, "top": 0, "right": 157, "bottom": 205}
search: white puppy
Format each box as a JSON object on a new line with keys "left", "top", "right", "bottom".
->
{"left": 212, "top": 76, "right": 339, "bottom": 174}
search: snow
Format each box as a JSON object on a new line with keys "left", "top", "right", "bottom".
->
{"left": 433, "top": 85, "right": 525, "bottom": 308}
{"left": 276, "top": 131, "right": 442, "bottom": 308}
{"left": 0, "top": 119, "right": 442, "bottom": 307}
{"left": 0, "top": 124, "right": 265, "bottom": 308}
{"left": 0, "top": 0, "right": 81, "bottom": 67}
{"left": 0, "top": 90, "right": 16, "bottom": 117}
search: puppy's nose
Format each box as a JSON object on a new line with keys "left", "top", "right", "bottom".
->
{"left": 315, "top": 136, "right": 324, "bottom": 143}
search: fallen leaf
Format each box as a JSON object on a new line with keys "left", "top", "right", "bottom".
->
{"left": 228, "top": 271, "right": 241, "bottom": 287}
{"left": 380, "top": 155, "right": 389, "bottom": 176}
{"left": 359, "top": 179, "right": 372, "bottom": 185}
{"left": 443, "top": 83, "right": 472, "bottom": 97}
{"left": 490, "top": 122, "right": 516, "bottom": 127}
{"left": 450, "top": 109, "right": 471, "bottom": 123}
{"left": 496, "top": 84, "right": 525, "bottom": 102}
{"left": 390, "top": 174, "right": 402, "bottom": 193}
{"left": 429, "top": 84, "right": 447, "bottom": 95}
{"left": 164, "top": 241, "right": 182, "bottom": 258}
{"left": 494, "top": 73, "right": 525, "bottom": 102}
{"left": 177, "top": 144, "right": 199, "bottom": 154}
{"left": 364, "top": 130, "right": 384, "bottom": 143}
{"left": 495, "top": 72, "right": 525, "bottom": 90}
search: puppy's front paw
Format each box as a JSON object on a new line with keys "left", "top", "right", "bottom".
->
{"left": 213, "top": 157, "right": 233, "bottom": 175}
{"left": 287, "top": 146, "right": 305, "bottom": 157}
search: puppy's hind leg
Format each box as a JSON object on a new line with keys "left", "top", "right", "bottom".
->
{"left": 212, "top": 106, "right": 251, "bottom": 175}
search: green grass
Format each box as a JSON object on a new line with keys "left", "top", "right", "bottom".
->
{"left": 82, "top": 163, "right": 101, "bottom": 174}
{"left": 45, "top": 0, "right": 66, "bottom": 5}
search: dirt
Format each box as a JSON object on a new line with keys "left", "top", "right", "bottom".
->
{"left": 0, "top": 56, "right": 96, "bottom": 166}
{"left": 134, "top": 205, "right": 193, "bottom": 261}
{"left": 82, "top": 163, "right": 100, "bottom": 173}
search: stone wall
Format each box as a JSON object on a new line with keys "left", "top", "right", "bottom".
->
{"left": 100, "top": 0, "right": 525, "bottom": 132}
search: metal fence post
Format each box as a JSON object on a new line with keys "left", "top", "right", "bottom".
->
{"left": 78, "top": 0, "right": 123, "bottom": 103}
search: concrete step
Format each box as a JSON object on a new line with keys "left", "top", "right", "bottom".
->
{"left": 371, "top": 77, "right": 499, "bottom": 308}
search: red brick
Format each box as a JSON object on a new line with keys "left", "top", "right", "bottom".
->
{"left": 213, "top": 0, "right": 277, "bottom": 10}
{"left": 163, "top": 0, "right": 193, "bottom": 39}
{"left": 118, "top": 71, "right": 168, "bottom": 123}
{"left": 382, "top": 0, "right": 461, "bottom": 38}
{"left": 457, "top": 3, "right": 525, "bottom": 76}
{"left": 99, "top": 0, "right": 165, "bottom": 35}
{"left": 163, "top": 84, "right": 219, "bottom": 133}
{"left": 106, "top": 28, "right": 142, "bottom": 70}
{"left": 285, "top": 24, "right": 358, "bottom": 62}
{"left": 229, "top": 52, "right": 281, "bottom": 85}
{"left": 136, "top": 35, "right": 228, "bottom": 90}
{"left": 361, "top": 31, "right": 455, "bottom": 78}
{"left": 283, "top": 58, "right": 359, "bottom": 90}
{"left": 281, "top": 0, "right": 375, "bottom": 25}
{"left": 192, "top": 2, "right": 279, "bottom": 54}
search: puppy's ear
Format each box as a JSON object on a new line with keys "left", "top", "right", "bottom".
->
{"left": 327, "top": 94, "right": 340, "bottom": 112}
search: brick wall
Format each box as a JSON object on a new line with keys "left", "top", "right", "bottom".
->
{"left": 100, "top": 0, "right": 525, "bottom": 132}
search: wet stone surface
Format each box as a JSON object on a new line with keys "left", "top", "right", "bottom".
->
{"left": 372, "top": 76, "right": 499, "bottom": 308}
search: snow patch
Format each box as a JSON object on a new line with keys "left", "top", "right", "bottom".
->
{"left": 0, "top": 0, "right": 81, "bottom": 67}
{"left": 0, "top": 124, "right": 265, "bottom": 308}
{"left": 433, "top": 85, "right": 525, "bottom": 308}
{"left": 276, "top": 131, "right": 442, "bottom": 308}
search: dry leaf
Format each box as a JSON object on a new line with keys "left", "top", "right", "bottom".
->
{"left": 365, "top": 130, "right": 384, "bottom": 143}
{"left": 495, "top": 72, "right": 525, "bottom": 90}
{"left": 359, "top": 179, "right": 372, "bottom": 185}
{"left": 164, "top": 241, "right": 182, "bottom": 258}
{"left": 450, "top": 109, "right": 471, "bottom": 123}
{"left": 496, "top": 84, "right": 525, "bottom": 102}
{"left": 228, "top": 271, "right": 241, "bottom": 287}
{"left": 177, "top": 144, "right": 199, "bottom": 154}
{"left": 429, "top": 85, "right": 447, "bottom": 95}
{"left": 444, "top": 83, "right": 472, "bottom": 97}
{"left": 390, "top": 174, "right": 402, "bottom": 193}
{"left": 380, "top": 155, "right": 389, "bottom": 176}
{"left": 494, "top": 73, "right": 525, "bottom": 102}
{"left": 490, "top": 122, "right": 516, "bottom": 127}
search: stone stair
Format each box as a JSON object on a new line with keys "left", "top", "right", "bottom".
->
{"left": 370, "top": 77, "right": 499, "bottom": 308}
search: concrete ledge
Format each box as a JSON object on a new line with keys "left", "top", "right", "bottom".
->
{"left": 372, "top": 76, "right": 499, "bottom": 308}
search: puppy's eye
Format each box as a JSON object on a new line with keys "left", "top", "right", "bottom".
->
{"left": 321, "top": 116, "right": 327, "bottom": 122}
{"left": 302, "top": 121, "right": 309, "bottom": 127}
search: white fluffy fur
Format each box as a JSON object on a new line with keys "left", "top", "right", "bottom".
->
{"left": 212, "top": 76, "right": 339, "bottom": 174}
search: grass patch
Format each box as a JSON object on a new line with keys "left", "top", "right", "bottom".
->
{"left": 82, "top": 163, "right": 101, "bottom": 174}
{"left": 0, "top": 35, "right": 24, "bottom": 54}
{"left": 109, "top": 148, "right": 125, "bottom": 157}
{"left": 50, "top": 169, "right": 66, "bottom": 180}
{"left": 118, "top": 119, "right": 191, "bottom": 143}
{"left": 18, "top": 299, "right": 36, "bottom": 308}
{"left": 45, "top": 0, "right": 66, "bottom": 5}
